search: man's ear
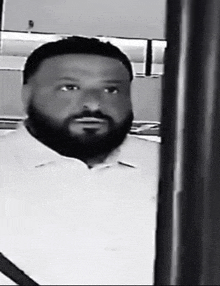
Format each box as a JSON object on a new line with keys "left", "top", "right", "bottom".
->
{"left": 21, "top": 84, "right": 32, "bottom": 112}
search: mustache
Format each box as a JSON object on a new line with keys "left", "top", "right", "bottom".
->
{"left": 68, "top": 110, "right": 112, "bottom": 121}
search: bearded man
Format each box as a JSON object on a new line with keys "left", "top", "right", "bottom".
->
{"left": 0, "top": 36, "right": 159, "bottom": 285}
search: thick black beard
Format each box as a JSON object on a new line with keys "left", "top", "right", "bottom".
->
{"left": 25, "top": 103, "right": 133, "bottom": 162}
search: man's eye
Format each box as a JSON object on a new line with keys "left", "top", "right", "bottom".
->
{"left": 60, "top": 85, "right": 79, "bottom": 91}
{"left": 104, "top": 87, "right": 119, "bottom": 94}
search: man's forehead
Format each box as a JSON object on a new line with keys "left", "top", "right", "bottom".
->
{"left": 35, "top": 54, "right": 130, "bottom": 81}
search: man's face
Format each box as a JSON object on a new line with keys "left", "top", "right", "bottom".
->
{"left": 24, "top": 54, "right": 133, "bottom": 158}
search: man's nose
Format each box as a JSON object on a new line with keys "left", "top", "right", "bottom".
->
{"left": 81, "top": 90, "right": 101, "bottom": 111}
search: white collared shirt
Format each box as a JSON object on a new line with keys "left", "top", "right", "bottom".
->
{"left": 0, "top": 125, "right": 159, "bottom": 285}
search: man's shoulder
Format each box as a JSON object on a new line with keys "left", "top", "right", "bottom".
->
{"left": 123, "top": 135, "right": 160, "bottom": 154}
{"left": 0, "top": 127, "right": 31, "bottom": 167}
{"left": 120, "top": 135, "right": 160, "bottom": 170}
{"left": 0, "top": 129, "right": 22, "bottom": 147}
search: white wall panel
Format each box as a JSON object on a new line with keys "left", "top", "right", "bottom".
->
{"left": 2, "top": 0, "right": 166, "bottom": 38}
{"left": 0, "top": 70, "right": 25, "bottom": 117}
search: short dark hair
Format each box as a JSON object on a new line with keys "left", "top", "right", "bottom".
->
{"left": 23, "top": 36, "right": 133, "bottom": 84}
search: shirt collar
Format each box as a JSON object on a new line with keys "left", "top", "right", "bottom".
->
{"left": 12, "top": 124, "right": 138, "bottom": 169}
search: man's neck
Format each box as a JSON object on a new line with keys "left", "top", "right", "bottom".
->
{"left": 86, "top": 154, "right": 109, "bottom": 168}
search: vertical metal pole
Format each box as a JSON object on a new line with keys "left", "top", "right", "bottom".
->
{"left": 0, "top": 0, "right": 3, "bottom": 30}
{"left": 154, "top": 0, "right": 220, "bottom": 285}
{"left": 0, "top": 0, "right": 4, "bottom": 55}
{"left": 154, "top": 0, "right": 182, "bottom": 284}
